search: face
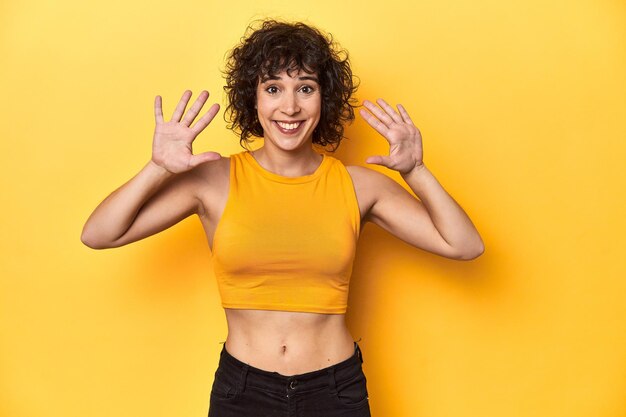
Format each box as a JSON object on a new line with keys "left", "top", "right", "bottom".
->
{"left": 255, "top": 69, "right": 322, "bottom": 152}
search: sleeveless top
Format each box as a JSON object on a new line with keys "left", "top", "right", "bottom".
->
{"left": 211, "top": 150, "right": 361, "bottom": 314}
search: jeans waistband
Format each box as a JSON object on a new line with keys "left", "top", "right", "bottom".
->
{"left": 217, "top": 341, "right": 364, "bottom": 395}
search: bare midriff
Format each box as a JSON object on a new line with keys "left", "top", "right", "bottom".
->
{"left": 223, "top": 308, "right": 356, "bottom": 376}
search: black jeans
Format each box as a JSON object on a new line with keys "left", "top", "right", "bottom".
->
{"left": 208, "top": 342, "right": 371, "bottom": 417}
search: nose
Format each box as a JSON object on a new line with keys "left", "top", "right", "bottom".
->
{"left": 280, "top": 92, "right": 300, "bottom": 115}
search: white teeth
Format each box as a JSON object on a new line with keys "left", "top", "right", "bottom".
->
{"left": 276, "top": 121, "right": 301, "bottom": 130}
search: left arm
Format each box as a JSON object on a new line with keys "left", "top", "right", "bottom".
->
{"left": 359, "top": 98, "right": 484, "bottom": 260}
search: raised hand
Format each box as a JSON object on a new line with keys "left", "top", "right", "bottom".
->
{"left": 360, "top": 99, "right": 424, "bottom": 175}
{"left": 152, "top": 90, "right": 222, "bottom": 173}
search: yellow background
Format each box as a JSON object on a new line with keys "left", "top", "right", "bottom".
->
{"left": 1, "top": 1, "right": 625, "bottom": 416}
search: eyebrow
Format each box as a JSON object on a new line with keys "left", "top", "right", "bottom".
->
{"left": 260, "top": 74, "right": 319, "bottom": 83}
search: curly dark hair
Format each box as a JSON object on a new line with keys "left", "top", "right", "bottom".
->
{"left": 223, "top": 19, "right": 359, "bottom": 151}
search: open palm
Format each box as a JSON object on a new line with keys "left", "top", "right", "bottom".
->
{"left": 152, "top": 90, "right": 221, "bottom": 173}
{"left": 360, "top": 98, "right": 424, "bottom": 175}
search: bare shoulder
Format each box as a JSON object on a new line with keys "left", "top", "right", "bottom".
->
{"left": 345, "top": 164, "right": 392, "bottom": 185}
{"left": 345, "top": 164, "right": 405, "bottom": 193}
{"left": 154, "top": 155, "right": 229, "bottom": 205}
{"left": 192, "top": 155, "right": 230, "bottom": 185}
{"left": 191, "top": 155, "right": 231, "bottom": 219}
{"left": 345, "top": 164, "right": 404, "bottom": 222}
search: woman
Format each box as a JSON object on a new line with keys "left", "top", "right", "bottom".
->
{"left": 81, "top": 20, "right": 484, "bottom": 417}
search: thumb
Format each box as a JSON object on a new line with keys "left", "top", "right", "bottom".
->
{"left": 188, "top": 151, "right": 222, "bottom": 168}
{"left": 365, "top": 155, "right": 393, "bottom": 168}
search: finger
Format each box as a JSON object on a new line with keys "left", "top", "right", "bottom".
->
{"left": 365, "top": 155, "right": 393, "bottom": 168}
{"left": 188, "top": 151, "right": 222, "bottom": 168}
{"left": 170, "top": 90, "right": 193, "bottom": 123}
{"left": 397, "top": 104, "right": 415, "bottom": 126}
{"left": 376, "top": 98, "right": 403, "bottom": 124}
{"left": 190, "top": 103, "right": 221, "bottom": 135}
{"left": 154, "top": 95, "right": 164, "bottom": 124}
{"left": 182, "top": 90, "right": 210, "bottom": 127}
{"left": 359, "top": 108, "right": 389, "bottom": 138}
{"left": 363, "top": 100, "right": 394, "bottom": 128}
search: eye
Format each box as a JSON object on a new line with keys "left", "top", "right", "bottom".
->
{"left": 266, "top": 86, "right": 279, "bottom": 94}
{"left": 300, "top": 85, "right": 315, "bottom": 94}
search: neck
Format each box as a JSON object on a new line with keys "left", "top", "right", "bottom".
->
{"left": 251, "top": 145, "right": 323, "bottom": 177}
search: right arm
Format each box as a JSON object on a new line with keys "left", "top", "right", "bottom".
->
{"left": 80, "top": 90, "right": 221, "bottom": 249}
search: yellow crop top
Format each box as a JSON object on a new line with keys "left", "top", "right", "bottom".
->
{"left": 211, "top": 150, "right": 361, "bottom": 314}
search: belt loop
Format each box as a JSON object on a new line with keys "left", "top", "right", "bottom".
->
{"left": 239, "top": 363, "right": 249, "bottom": 394}
{"left": 355, "top": 342, "right": 364, "bottom": 363}
{"left": 327, "top": 367, "right": 337, "bottom": 395}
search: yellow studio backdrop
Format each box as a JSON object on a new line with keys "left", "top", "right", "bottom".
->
{"left": 1, "top": 0, "right": 624, "bottom": 416}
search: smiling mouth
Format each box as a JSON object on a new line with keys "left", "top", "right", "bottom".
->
{"left": 276, "top": 121, "right": 302, "bottom": 130}
{"left": 274, "top": 120, "right": 304, "bottom": 134}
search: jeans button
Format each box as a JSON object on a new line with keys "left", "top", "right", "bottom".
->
{"left": 289, "top": 380, "right": 297, "bottom": 389}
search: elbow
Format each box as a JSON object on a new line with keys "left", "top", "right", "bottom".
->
{"left": 80, "top": 228, "right": 110, "bottom": 250}
{"left": 458, "top": 241, "right": 485, "bottom": 260}
{"left": 451, "top": 239, "right": 484, "bottom": 261}
{"left": 80, "top": 233, "right": 103, "bottom": 249}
